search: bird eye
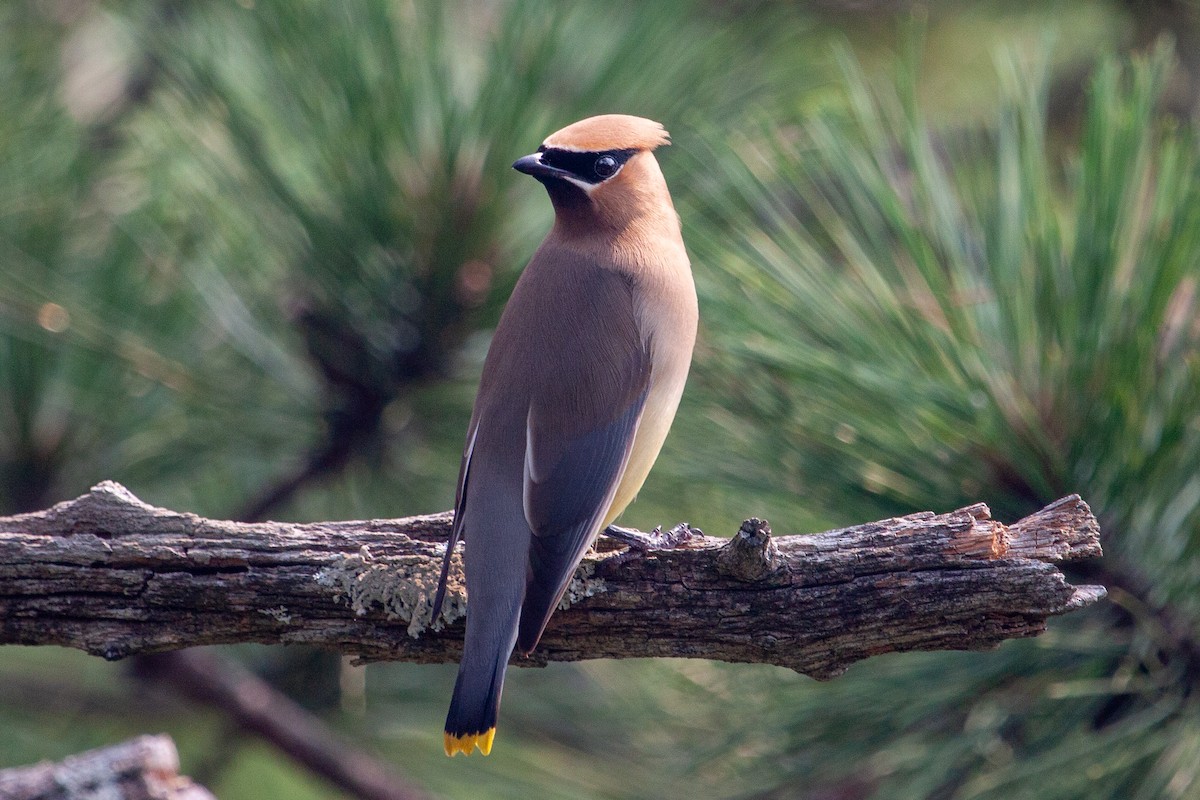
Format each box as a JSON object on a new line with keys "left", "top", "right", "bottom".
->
{"left": 593, "top": 155, "right": 619, "bottom": 179}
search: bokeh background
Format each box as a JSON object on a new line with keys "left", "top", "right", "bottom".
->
{"left": 3, "top": 0, "right": 1200, "bottom": 798}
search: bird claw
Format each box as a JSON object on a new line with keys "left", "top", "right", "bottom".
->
{"left": 603, "top": 522, "right": 699, "bottom": 559}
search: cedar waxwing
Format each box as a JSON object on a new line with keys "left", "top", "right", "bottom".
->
{"left": 433, "top": 114, "right": 698, "bottom": 757}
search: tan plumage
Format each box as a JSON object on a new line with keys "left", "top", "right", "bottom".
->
{"left": 542, "top": 114, "right": 672, "bottom": 152}
{"left": 435, "top": 114, "right": 697, "bottom": 757}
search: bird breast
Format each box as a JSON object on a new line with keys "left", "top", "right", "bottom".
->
{"left": 604, "top": 238, "right": 697, "bottom": 526}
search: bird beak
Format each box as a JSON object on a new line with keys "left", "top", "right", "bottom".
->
{"left": 512, "top": 152, "right": 571, "bottom": 182}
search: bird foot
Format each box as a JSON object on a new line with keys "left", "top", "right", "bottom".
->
{"left": 603, "top": 522, "right": 698, "bottom": 557}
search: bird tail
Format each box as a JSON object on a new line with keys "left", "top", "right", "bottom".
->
{"left": 443, "top": 478, "right": 528, "bottom": 757}
{"left": 444, "top": 639, "right": 512, "bottom": 756}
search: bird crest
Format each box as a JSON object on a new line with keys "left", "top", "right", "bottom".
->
{"left": 542, "top": 114, "right": 670, "bottom": 153}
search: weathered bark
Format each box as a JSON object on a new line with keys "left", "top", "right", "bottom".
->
{"left": 0, "top": 735, "right": 215, "bottom": 800}
{"left": 0, "top": 482, "right": 1104, "bottom": 679}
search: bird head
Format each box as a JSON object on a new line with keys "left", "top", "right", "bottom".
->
{"left": 513, "top": 114, "right": 675, "bottom": 231}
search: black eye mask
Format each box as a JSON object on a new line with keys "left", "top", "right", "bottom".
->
{"left": 537, "top": 147, "right": 638, "bottom": 184}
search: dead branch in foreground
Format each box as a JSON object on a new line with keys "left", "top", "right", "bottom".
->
{"left": 0, "top": 482, "right": 1104, "bottom": 679}
{"left": 0, "top": 734, "right": 214, "bottom": 800}
{"left": 129, "top": 649, "right": 430, "bottom": 800}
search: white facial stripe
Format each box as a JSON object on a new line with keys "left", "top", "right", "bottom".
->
{"left": 561, "top": 174, "right": 598, "bottom": 194}
{"left": 540, "top": 142, "right": 590, "bottom": 153}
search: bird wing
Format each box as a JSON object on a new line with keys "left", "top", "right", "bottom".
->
{"left": 516, "top": 267, "right": 652, "bottom": 654}
{"left": 431, "top": 416, "right": 479, "bottom": 620}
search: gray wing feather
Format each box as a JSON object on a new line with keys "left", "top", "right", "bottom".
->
{"left": 432, "top": 418, "right": 479, "bottom": 619}
{"left": 517, "top": 377, "right": 650, "bottom": 653}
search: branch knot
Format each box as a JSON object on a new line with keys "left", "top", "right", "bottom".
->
{"left": 716, "top": 518, "right": 781, "bottom": 581}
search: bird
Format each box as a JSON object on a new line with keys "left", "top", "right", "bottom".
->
{"left": 431, "top": 114, "right": 698, "bottom": 757}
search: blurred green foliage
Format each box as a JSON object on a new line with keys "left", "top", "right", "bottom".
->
{"left": 3, "top": 0, "right": 1199, "bottom": 799}
{"left": 679, "top": 39, "right": 1200, "bottom": 799}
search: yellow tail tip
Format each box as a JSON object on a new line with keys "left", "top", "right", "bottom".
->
{"left": 444, "top": 728, "right": 496, "bottom": 757}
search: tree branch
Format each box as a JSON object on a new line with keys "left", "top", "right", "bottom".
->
{"left": 0, "top": 735, "right": 215, "bottom": 800}
{"left": 129, "top": 650, "right": 431, "bottom": 800}
{"left": 0, "top": 482, "right": 1104, "bottom": 678}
